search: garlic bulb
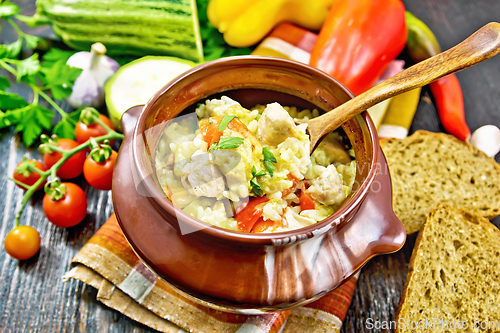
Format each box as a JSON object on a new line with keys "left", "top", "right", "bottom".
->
{"left": 470, "top": 125, "right": 500, "bottom": 157}
{"left": 67, "top": 43, "right": 120, "bottom": 109}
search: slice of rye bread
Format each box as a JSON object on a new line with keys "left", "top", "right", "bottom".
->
{"left": 380, "top": 130, "right": 500, "bottom": 234}
{"left": 395, "top": 205, "right": 500, "bottom": 332}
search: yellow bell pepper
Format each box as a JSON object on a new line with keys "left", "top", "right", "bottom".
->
{"left": 207, "top": 0, "right": 336, "bottom": 47}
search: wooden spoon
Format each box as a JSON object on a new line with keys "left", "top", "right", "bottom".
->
{"left": 306, "top": 22, "right": 500, "bottom": 153}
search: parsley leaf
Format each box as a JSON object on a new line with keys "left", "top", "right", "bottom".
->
{"left": 0, "top": 38, "right": 22, "bottom": 59}
{"left": 15, "top": 54, "right": 40, "bottom": 81}
{"left": 24, "top": 34, "right": 44, "bottom": 50}
{"left": 53, "top": 109, "right": 82, "bottom": 139}
{"left": 40, "top": 54, "right": 82, "bottom": 100}
{"left": 218, "top": 115, "right": 238, "bottom": 131}
{"left": 0, "top": 1, "right": 20, "bottom": 18}
{"left": 250, "top": 179, "right": 264, "bottom": 197}
{"left": 41, "top": 48, "right": 76, "bottom": 67}
{"left": 13, "top": 104, "right": 54, "bottom": 146}
{"left": 262, "top": 147, "right": 277, "bottom": 177}
{"left": 209, "top": 137, "right": 244, "bottom": 151}
{"left": 250, "top": 166, "right": 267, "bottom": 197}
{"left": 0, "top": 76, "right": 10, "bottom": 90}
{"left": 0, "top": 91, "right": 28, "bottom": 111}
{"left": 218, "top": 137, "right": 244, "bottom": 149}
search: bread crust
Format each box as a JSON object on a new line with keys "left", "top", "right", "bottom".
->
{"left": 381, "top": 130, "right": 500, "bottom": 234}
{"left": 394, "top": 205, "right": 500, "bottom": 333}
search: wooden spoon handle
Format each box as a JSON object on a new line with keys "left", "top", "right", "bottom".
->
{"left": 308, "top": 22, "right": 500, "bottom": 150}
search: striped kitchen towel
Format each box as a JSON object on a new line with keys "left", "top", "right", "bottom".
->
{"left": 64, "top": 213, "right": 358, "bottom": 333}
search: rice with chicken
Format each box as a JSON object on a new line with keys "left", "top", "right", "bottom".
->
{"left": 155, "top": 96, "right": 356, "bottom": 233}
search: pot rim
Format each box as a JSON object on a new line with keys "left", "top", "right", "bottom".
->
{"left": 132, "top": 56, "right": 380, "bottom": 245}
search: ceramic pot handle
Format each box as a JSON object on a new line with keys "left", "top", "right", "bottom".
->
{"left": 120, "top": 105, "right": 144, "bottom": 138}
{"left": 337, "top": 147, "right": 406, "bottom": 273}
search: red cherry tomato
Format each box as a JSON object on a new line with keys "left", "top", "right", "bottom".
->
{"left": 43, "top": 182, "right": 88, "bottom": 228}
{"left": 83, "top": 150, "right": 117, "bottom": 191}
{"left": 75, "top": 114, "right": 115, "bottom": 146}
{"left": 4, "top": 225, "right": 41, "bottom": 260}
{"left": 13, "top": 160, "right": 46, "bottom": 191}
{"left": 235, "top": 196, "right": 270, "bottom": 233}
{"left": 43, "top": 139, "right": 86, "bottom": 179}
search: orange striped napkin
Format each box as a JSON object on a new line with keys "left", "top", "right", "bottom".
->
{"left": 64, "top": 213, "right": 358, "bottom": 333}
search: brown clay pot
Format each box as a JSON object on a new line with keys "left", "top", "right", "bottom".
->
{"left": 112, "top": 56, "right": 406, "bottom": 314}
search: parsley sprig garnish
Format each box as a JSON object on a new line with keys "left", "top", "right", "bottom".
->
{"left": 250, "top": 166, "right": 266, "bottom": 197}
{"left": 209, "top": 137, "right": 244, "bottom": 151}
{"left": 218, "top": 115, "right": 238, "bottom": 131}
{"left": 262, "top": 147, "right": 277, "bottom": 177}
{"left": 0, "top": 3, "right": 82, "bottom": 146}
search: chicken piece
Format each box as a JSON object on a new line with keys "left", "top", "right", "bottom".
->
{"left": 257, "top": 103, "right": 300, "bottom": 146}
{"left": 306, "top": 165, "right": 348, "bottom": 206}
{"left": 181, "top": 153, "right": 225, "bottom": 198}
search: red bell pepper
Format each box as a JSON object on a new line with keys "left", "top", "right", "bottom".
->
{"left": 235, "top": 196, "right": 269, "bottom": 233}
{"left": 309, "top": 0, "right": 407, "bottom": 96}
{"left": 299, "top": 183, "right": 316, "bottom": 211}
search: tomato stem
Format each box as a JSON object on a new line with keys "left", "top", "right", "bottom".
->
{"left": 8, "top": 177, "right": 31, "bottom": 190}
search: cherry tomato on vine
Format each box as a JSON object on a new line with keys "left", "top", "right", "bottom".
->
{"left": 75, "top": 114, "right": 115, "bottom": 146}
{"left": 83, "top": 150, "right": 117, "bottom": 191}
{"left": 13, "top": 159, "right": 46, "bottom": 191}
{"left": 43, "top": 139, "right": 86, "bottom": 179}
{"left": 43, "top": 182, "right": 88, "bottom": 228}
{"left": 4, "top": 225, "right": 41, "bottom": 260}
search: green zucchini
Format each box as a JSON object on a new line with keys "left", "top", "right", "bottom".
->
{"left": 34, "top": 0, "right": 204, "bottom": 62}
{"left": 104, "top": 56, "right": 195, "bottom": 131}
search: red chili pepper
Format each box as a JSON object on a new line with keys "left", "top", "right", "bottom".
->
{"left": 405, "top": 11, "right": 471, "bottom": 141}
{"left": 309, "top": 0, "right": 407, "bottom": 96}
{"left": 235, "top": 196, "right": 270, "bottom": 233}
{"left": 429, "top": 74, "right": 470, "bottom": 141}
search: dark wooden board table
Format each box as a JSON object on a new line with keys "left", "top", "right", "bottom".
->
{"left": 1, "top": 0, "right": 499, "bottom": 332}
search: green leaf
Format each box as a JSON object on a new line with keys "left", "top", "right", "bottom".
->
{"left": 262, "top": 147, "right": 277, "bottom": 177}
{"left": 24, "top": 34, "right": 43, "bottom": 49}
{"left": 208, "top": 141, "right": 218, "bottom": 152}
{"left": 0, "top": 76, "right": 10, "bottom": 90}
{"left": 262, "top": 147, "right": 277, "bottom": 163}
{"left": 218, "top": 115, "right": 238, "bottom": 131}
{"left": 40, "top": 51, "right": 82, "bottom": 100}
{"left": 35, "top": 105, "right": 53, "bottom": 130}
{"left": 52, "top": 119, "right": 75, "bottom": 139}
{"left": 15, "top": 54, "right": 40, "bottom": 81}
{"left": 1, "top": 104, "right": 29, "bottom": 129}
{"left": 209, "top": 137, "right": 244, "bottom": 151}
{"left": 264, "top": 161, "right": 275, "bottom": 178}
{"left": 217, "top": 137, "right": 244, "bottom": 149}
{"left": 41, "top": 48, "right": 76, "bottom": 67}
{"left": 254, "top": 169, "right": 267, "bottom": 177}
{"left": 52, "top": 109, "right": 81, "bottom": 139}
{"left": 250, "top": 179, "right": 264, "bottom": 197}
{"left": 0, "top": 90, "right": 28, "bottom": 110}
{"left": 0, "top": 38, "right": 23, "bottom": 59}
{"left": 12, "top": 104, "right": 54, "bottom": 146}
{"left": 0, "top": 1, "right": 20, "bottom": 18}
